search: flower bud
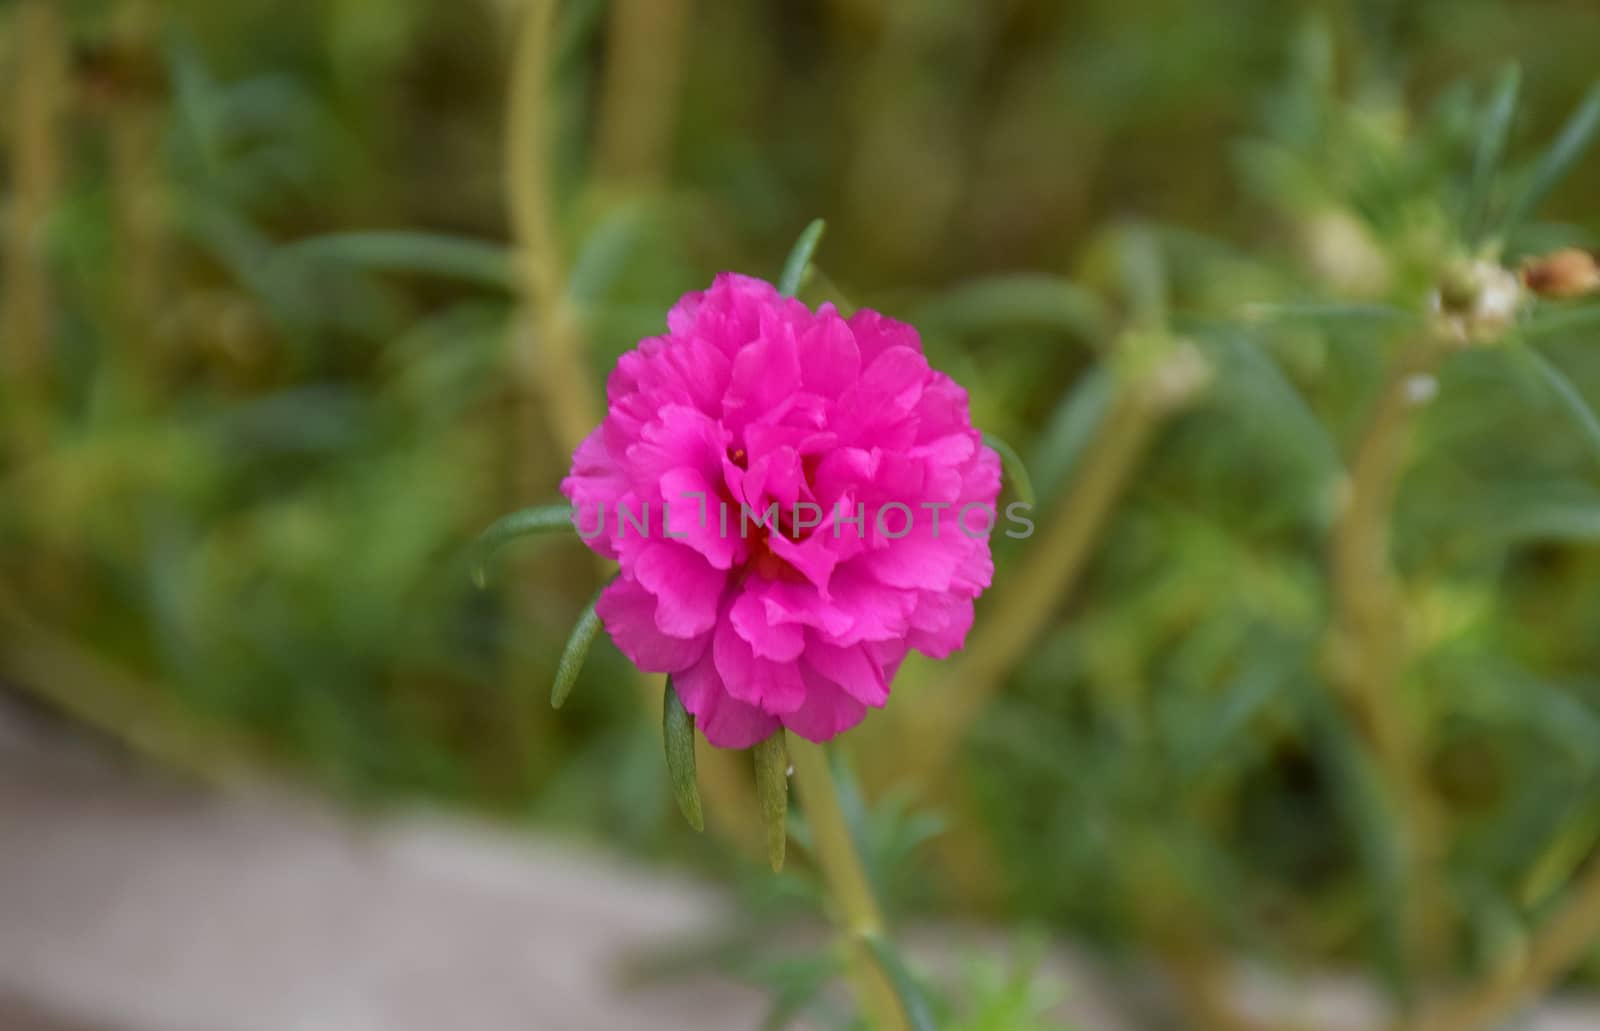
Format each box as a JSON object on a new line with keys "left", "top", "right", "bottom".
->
{"left": 1429, "top": 261, "right": 1524, "bottom": 346}
{"left": 1298, "top": 208, "right": 1392, "bottom": 300}
{"left": 1521, "top": 248, "right": 1600, "bottom": 300}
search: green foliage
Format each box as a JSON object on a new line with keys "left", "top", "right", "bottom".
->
{"left": 550, "top": 581, "right": 605, "bottom": 709}
{"left": 778, "top": 219, "right": 827, "bottom": 299}
{"left": 470, "top": 503, "right": 575, "bottom": 587}
{"left": 663, "top": 677, "right": 704, "bottom": 832}
{"left": 8, "top": 1, "right": 1600, "bottom": 1025}
{"left": 755, "top": 732, "right": 791, "bottom": 873}
{"left": 862, "top": 933, "right": 938, "bottom": 1031}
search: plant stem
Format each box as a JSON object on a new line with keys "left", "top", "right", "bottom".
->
{"left": 108, "top": 0, "right": 166, "bottom": 383}
{"left": 899, "top": 348, "right": 1206, "bottom": 785}
{"left": 1410, "top": 857, "right": 1600, "bottom": 1031}
{"left": 504, "top": 0, "right": 601, "bottom": 454}
{"left": 3, "top": 0, "right": 68, "bottom": 458}
{"left": 501, "top": 0, "right": 759, "bottom": 850}
{"left": 1327, "top": 338, "right": 1450, "bottom": 988}
{"left": 787, "top": 736, "right": 908, "bottom": 1031}
{"left": 0, "top": 587, "right": 263, "bottom": 783}
{"left": 593, "top": 0, "right": 690, "bottom": 186}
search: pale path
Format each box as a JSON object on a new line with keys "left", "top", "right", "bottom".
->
{"left": 0, "top": 774, "right": 774, "bottom": 1030}
{"left": 0, "top": 699, "right": 1131, "bottom": 1031}
{"left": 0, "top": 698, "right": 1597, "bottom": 1031}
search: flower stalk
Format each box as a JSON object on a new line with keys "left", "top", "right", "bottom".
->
{"left": 107, "top": 0, "right": 167, "bottom": 378}
{"left": 1409, "top": 857, "right": 1600, "bottom": 1031}
{"left": 1381, "top": 336, "right": 1600, "bottom": 1022}
{"left": 593, "top": 0, "right": 690, "bottom": 186}
{"left": 1326, "top": 333, "right": 1452, "bottom": 988}
{"left": 787, "top": 736, "right": 909, "bottom": 1031}
{"left": 3, "top": 0, "right": 68, "bottom": 458}
{"left": 502, "top": 0, "right": 759, "bottom": 849}
{"left": 898, "top": 339, "right": 1209, "bottom": 784}
{"left": 504, "top": 0, "right": 601, "bottom": 454}
{"left": 1328, "top": 260, "right": 1524, "bottom": 990}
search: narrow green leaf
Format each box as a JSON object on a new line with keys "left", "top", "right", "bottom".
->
{"left": 471, "top": 505, "right": 573, "bottom": 587}
{"left": 1240, "top": 301, "right": 1414, "bottom": 325}
{"left": 1520, "top": 302, "right": 1600, "bottom": 342}
{"left": 825, "top": 749, "right": 884, "bottom": 893}
{"left": 1520, "top": 795, "right": 1600, "bottom": 907}
{"left": 279, "top": 232, "right": 515, "bottom": 289}
{"left": 1467, "top": 64, "right": 1522, "bottom": 244}
{"left": 568, "top": 200, "right": 654, "bottom": 306}
{"left": 778, "top": 219, "right": 827, "bottom": 298}
{"left": 1119, "top": 225, "right": 1168, "bottom": 331}
{"left": 1216, "top": 332, "right": 1343, "bottom": 477}
{"left": 554, "top": 0, "right": 610, "bottom": 63}
{"left": 663, "top": 678, "right": 704, "bottom": 832}
{"left": 981, "top": 432, "right": 1036, "bottom": 507}
{"left": 552, "top": 583, "right": 606, "bottom": 709}
{"left": 1465, "top": 481, "right": 1600, "bottom": 545}
{"left": 860, "top": 933, "right": 937, "bottom": 1031}
{"left": 753, "top": 731, "right": 790, "bottom": 872}
{"left": 1032, "top": 366, "right": 1115, "bottom": 501}
{"left": 1503, "top": 80, "right": 1600, "bottom": 236}
{"left": 760, "top": 953, "right": 841, "bottom": 1031}
{"left": 916, "top": 275, "right": 1105, "bottom": 340}
{"left": 1522, "top": 345, "right": 1600, "bottom": 466}
{"left": 1294, "top": 680, "right": 1414, "bottom": 997}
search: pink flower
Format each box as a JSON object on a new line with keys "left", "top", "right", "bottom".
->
{"left": 562, "top": 274, "right": 1000, "bottom": 747}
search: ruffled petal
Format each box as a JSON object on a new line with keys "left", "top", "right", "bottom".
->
{"left": 730, "top": 587, "right": 806, "bottom": 662}
{"left": 673, "top": 650, "right": 781, "bottom": 749}
{"left": 660, "top": 467, "right": 740, "bottom": 570}
{"left": 781, "top": 663, "right": 869, "bottom": 743}
{"left": 713, "top": 613, "right": 806, "bottom": 714}
{"left": 561, "top": 427, "right": 630, "bottom": 560}
{"left": 906, "top": 591, "right": 975, "bottom": 659}
{"left": 573, "top": 277, "right": 999, "bottom": 748}
{"left": 595, "top": 577, "right": 709, "bottom": 673}
{"left": 804, "top": 639, "right": 890, "bottom": 707}
{"left": 633, "top": 541, "right": 727, "bottom": 637}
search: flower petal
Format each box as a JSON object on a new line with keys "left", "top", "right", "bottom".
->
{"left": 595, "top": 577, "right": 708, "bottom": 673}
{"left": 781, "top": 663, "right": 869, "bottom": 743}
{"left": 906, "top": 591, "right": 975, "bottom": 659}
{"left": 730, "top": 588, "right": 806, "bottom": 662}
{"left": 634, "top": 541, "right": 727, "bottom": 637}
{"left": 804, "top": 639, "right": 890, "bottom": 707}
{"left": 561, "top": 427, "right": 630, "bottom": 560}
{"left": 713, "top": 614, "right": 806, "bottom": 714}
{"left": 674, "top": 649, "right": 781, "bottom": 749}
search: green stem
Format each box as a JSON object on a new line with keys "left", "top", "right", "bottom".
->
{"left": 592, "top": 0, "right": 691, "bottom": 186}
{"left": 1328, "top": 338, "right": 1450, "bottom": 989}
{"left": 501, "top": 0, "right": 761, "bottom": 851}
{"left": 504, "top": 0, "right": 601, "bottom": 455}
{"left": 900, "top": 345, "right": 1206, "bottom": 785}
{"left": 3, "top": 0, "right": 67, "bottom": 458}
{"left": 0, "top": 588, "right": 263, "bottom": 783}
{"left": 1409, "top": 859, "right": 1600, "bottom": 1031}
{"left": 109, "top": 0, "right": 165, "bottom": 386}
{"left": 787, "top": 737, "right": 908, "bottom": 1031}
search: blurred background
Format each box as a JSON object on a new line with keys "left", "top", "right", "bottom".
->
{"left": 4, "top": 0, "right": 1600, "bottom": 1028}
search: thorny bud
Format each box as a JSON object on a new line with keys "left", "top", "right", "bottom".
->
{"left": 1429, "top": 260, "right": 1524, "bottom": 346}
{"left": 1521, "top": 248, "right": 1600, "bottom": 300}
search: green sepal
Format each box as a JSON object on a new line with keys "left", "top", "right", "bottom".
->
{"left": 663, "top": 678, "right": 704, "bottom": 832}
{"left": 551, "top": 581, "right": 607, "bottom": 709}
{"left": 753, "top": 731, "right": 790, "bottom": 872}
